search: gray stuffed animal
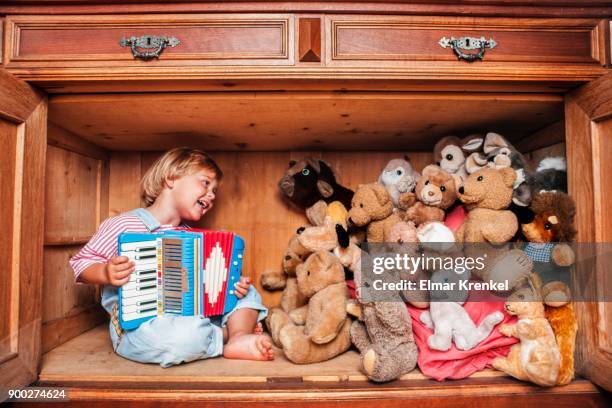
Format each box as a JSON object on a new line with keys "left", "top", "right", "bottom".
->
{"left": 378, "top": 156, "right": 420, "bottom": 208}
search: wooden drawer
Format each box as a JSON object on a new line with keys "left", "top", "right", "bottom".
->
{"left": 4, "top": 14, "right": 294, "bottom": 67}
{"left": 325, "top": 16, "right": 608, "bottom": 67}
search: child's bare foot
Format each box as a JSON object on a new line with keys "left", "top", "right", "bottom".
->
{"left": 223, "top": 333, "right": 274, "bottom": 361}
{"left": 254, "top": 322, "right": 264, "bottom": 335}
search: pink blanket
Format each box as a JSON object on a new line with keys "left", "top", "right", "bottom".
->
{"left": 347, "top": 281, "right": 518, "bottom": 381}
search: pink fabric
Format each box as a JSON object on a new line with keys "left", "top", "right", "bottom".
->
{"left": 443, "top": 204, "right": 467, "bottom": 233}
{"left": 347, "top": 281, "right": 518, "bottom": 381}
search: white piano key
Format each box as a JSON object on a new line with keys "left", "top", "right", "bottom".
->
{"left": 121, "top": 287, "right": 158, "bottom": 298}
{"left": 120, "top": 241, "right": 158, "bottom": 251}
{"left": 122, "top": 309, "right": 157, "bottom": 321}
{"left": 121, "top": 292, "right": 157, "bottom": 306}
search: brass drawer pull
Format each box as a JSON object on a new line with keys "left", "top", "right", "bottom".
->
{"left": 439, "top": 36, "right": 497, "bottom": 62}
{"left": 119, "top": 35, "right": 180, "bottom": 60}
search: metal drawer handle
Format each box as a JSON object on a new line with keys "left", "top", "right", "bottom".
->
{"left": 439, "top": 36, "right": 497, "bottom": 62}
{"left": 119, "top": 35, "right": 180, "bottom": 60}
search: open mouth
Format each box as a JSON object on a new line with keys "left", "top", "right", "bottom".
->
{"left": 197, "top": 199, "right": 210, "bottom": 211}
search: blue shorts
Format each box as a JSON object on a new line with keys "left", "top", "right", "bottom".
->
{"left": 108, "top": 285, "right": 268, "bottom": 367}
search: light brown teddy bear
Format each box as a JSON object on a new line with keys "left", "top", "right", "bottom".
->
{"left": 266, "top": 251, "right": 352, "bottom": 364}
{"left": 402, "top": 165, "right": 460, "bottom": 226}
{"left": 348, "top": 183, "right": 402, "bottom": 243}
{"left": 492, "top": 283, "right": 561, "bottom": 387}
{"left": 455, "top": 167, "right": 518, "bottom": 243}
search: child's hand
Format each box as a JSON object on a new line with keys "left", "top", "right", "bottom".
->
{"left": 234, "top": 277, "right": 251, "bottom": 298}
{"left": 105, "top": 256, "right": 135, "bottom": 286}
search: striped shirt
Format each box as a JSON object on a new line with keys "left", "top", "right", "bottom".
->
{"left": 69, "top": 212, "right": 179, "bottom": 281}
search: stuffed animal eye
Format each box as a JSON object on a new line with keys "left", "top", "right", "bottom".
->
{"left": 477, "top": 176, "right": 484, "bottom": 181}
{"left": 425, "top": 180, "right": 430, "bottom": 185}
{"left": 301, "top": 168, "right": 310, "bottom": 176}
{"left": 440, "top": 186, "right": 446, "bottom": 192}
{"left": 446, "top": 154, "right": 453, "bottom": 160}
{"left": 544, "top": 222, "right": 552, "bottom": 230}
{"left": 359, "top": 203, "right": 364, "bottom": 208}
{"left": 396, "top": 169, "right": 403, "bottom": 176}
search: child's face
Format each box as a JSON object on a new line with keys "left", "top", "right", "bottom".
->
{"left": 170, "top": 167, "right": 218, "bottom": 222}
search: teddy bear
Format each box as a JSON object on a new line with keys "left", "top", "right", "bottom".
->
{"left": 278, "top": 157, "right": 354, "bottom": 210}
{"left": 378, "top": 156, "right": 421, "bottom": 208}
{"left": 419, "top": 269, "right": 504, "bottom": 351}
{"left": 348, "top": 183, "right": 402, "bottom": 243}
{"left": 347, "top": 257, "right": 418, "bottom": 382}
{"left": 455, "top": 167, "right": 518, "bottom": 243}
{"left": 402, "top": 165, "right": 460, "bottom": 226}
{"left": 266, "top": 250, "right": 352, "bottom": 364}
{"left": 492, "top": 280, "right": 561, "bottom": 387}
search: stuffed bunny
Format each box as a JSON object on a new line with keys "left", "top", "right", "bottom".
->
{"left": 419, "top": 269, "right": 503, "bottom": 351}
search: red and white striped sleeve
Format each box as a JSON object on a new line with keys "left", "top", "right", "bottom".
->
{"left": 69, "top": 214, "right": 146, "bottom": 282}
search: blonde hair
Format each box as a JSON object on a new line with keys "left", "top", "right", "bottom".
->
{"left": 140, "top": 147, "right": 223, "bottom": 206}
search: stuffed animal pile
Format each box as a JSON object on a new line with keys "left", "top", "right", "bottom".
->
{"left": 265, "top": 136, "right": 578, "bottom": 387}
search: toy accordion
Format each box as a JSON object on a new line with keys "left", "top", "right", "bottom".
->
{"left": 118, "top": 229, "right": 245, "bottom": 330}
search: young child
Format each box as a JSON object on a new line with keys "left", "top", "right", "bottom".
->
{"left": 70, "top": 147, "right": 274, "bottom": 367}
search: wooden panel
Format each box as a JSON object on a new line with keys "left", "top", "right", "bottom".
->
{"left": 108, "top": 152, "right": 142, "bottom": 216}
{"left": 42, "top": 247, "right": 98, "bottom": 323}
{"left": 591, "top": 118, "right": 612, "bottom": 355}
{"left": 0, "top": 73, "right": 47, "bottom": 390}
{"left": 299, "top": 18, "right": 321, "bottom": 62}
{"left": 48, "top": 92, "right": 563, "bottom": 151}
{"left": 5, "top": 14, "right": 294, "bottom": 68}
{"left": 327, "top": 16, "right": 605, "bottom": 66}
{"left": 48, "top": 122, "right": 109, "bottom": 161}
{"left": 515, "top": 120, "right": 565, "bottom": 153}
{"left": 42, "top": 305, "right": 107, "bottom": 354}
{"left": 45, "top": 145, "right": 100, "bottom": 245}
{"left": 566, "top": 72, "right": 612, "bottom": 392}
{"left": 0, "top": 119, "right": 20, "bottom": 365}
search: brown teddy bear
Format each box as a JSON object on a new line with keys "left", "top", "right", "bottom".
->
{"left": 455, "top": 167, "right": 518, "bottom": 243}
{"left": 402, "top": 165, "right": 460, "bottom": 226}
{"left": 348, "top": 183, "right": 402, "bottom": 243}
{"left": 266, "top": 251, "right": 352, "bottom": 364}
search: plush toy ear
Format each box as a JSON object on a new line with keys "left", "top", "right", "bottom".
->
{"left": 317, "top": 180, "right": 334, "bottom": 198}
{"left": 465, "top": 152, "right": 487, "bottom": 174}
{"left": 335, "top": 224, "right": 350, "bottom": 248}
{"left": 500, "top": 167, "right": 517, "bottom": 188}
{"left": 305, "top": 157, "right": 321, "bottom": 173}
{"left": 372, "top": 184, "right": 391, "bottom": 206}
{"left": 421, "top": 164, "right": 441, "bottom": 178}
{"left": 462, "top": 135, "right": 484, "bottom": 152}
{"left": 483, "top": 132, "right": 509, "bottom": 154}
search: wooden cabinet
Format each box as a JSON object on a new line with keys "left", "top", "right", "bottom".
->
{"left": 0, "top": 1, "right": 610, "bottom": 406}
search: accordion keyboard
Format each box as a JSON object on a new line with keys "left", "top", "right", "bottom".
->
{"left": 119, "top": 240, "right": 159, "bottom": 322}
